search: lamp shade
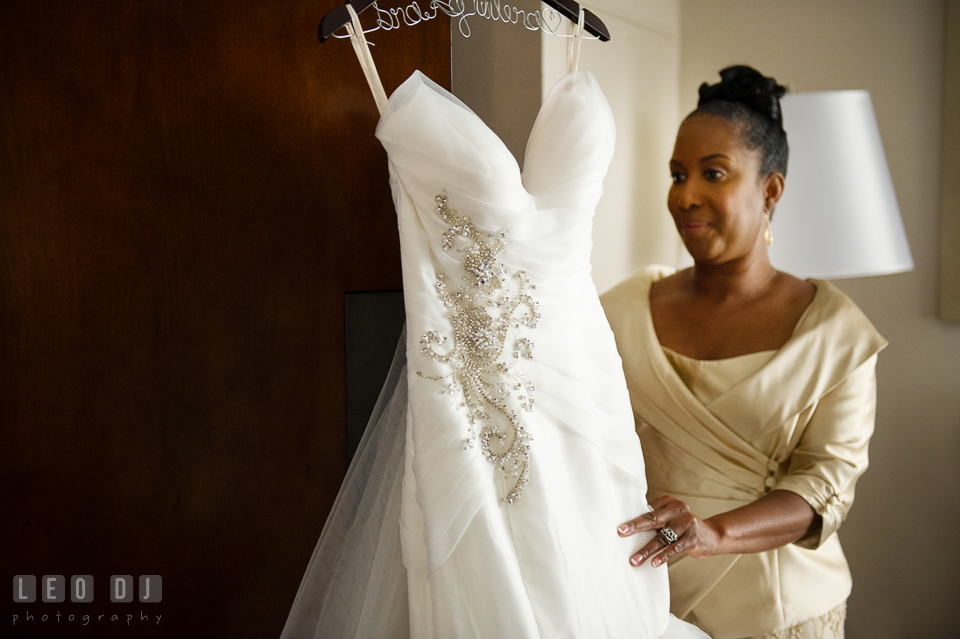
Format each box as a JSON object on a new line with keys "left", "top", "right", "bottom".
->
{"left": 769, "top": 90, "right": 914, "bottom": 279}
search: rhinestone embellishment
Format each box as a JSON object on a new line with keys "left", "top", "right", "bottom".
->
{"left": 417, "top": 191, "right": 541, "bottom": 503}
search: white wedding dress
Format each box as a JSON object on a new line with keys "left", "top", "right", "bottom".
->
{"left": 281, "top": 70, "right": 709, "bottom": 639}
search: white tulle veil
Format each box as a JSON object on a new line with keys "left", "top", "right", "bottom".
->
{"left": 280, "top": 328, "right": 410, "bottom": 639}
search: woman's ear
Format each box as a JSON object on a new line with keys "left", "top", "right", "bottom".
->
{"left": 763, "top": 171, "right": 786, "bottom": 217}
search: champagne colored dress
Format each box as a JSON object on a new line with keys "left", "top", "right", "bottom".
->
{"left": 601, "top": 266, "right": 887, "bottom": 639}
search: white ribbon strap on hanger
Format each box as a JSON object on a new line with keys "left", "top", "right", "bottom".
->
{"left": 566, "top": 8, "right": 586, "bottom": 75}
{"left": 345, "top": 3, "right": 389, "bottom": 114}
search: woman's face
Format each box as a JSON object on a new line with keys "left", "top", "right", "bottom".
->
{"left": 667, "top": 114, "right": 778, "bottom": 265}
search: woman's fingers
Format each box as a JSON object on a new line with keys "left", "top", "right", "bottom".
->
{"left": 629, "top": 530, "right": 674, "bottom": 566}
{"left": 619, "top": 496, "right": 717, "bottom": 568}
{"left": 631, "top": 526, "right": 696, "bottom": 568}
{"left": 617, "top": 512, "right": 658, "bottom": 536}
{"left": 633, "top": 517, "right": 722, "bottom": 568}
{"left": 617, "top": 495, "right": 686, "bottom": 536}
{"left": 649, "top": 494, "right": 674, "bottom": 510}
{"left": 651, "top": 535, "right": 689, "bottom": 567}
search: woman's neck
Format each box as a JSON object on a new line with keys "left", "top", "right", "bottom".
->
{"left": 688, "top": 250, "right": 779, "bottom": 304}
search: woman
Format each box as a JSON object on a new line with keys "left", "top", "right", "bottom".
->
{"left": 601, "top": 66, "right": 886, "bottom": 639}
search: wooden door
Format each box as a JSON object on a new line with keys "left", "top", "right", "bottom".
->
{"left": 0, "top": 2, "right": 449, "bottom": 636}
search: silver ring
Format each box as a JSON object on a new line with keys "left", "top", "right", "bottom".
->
{"left": 659, "top": 527, "right": 679, "bottom": 545}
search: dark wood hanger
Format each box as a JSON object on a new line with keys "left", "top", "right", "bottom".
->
{"left": 319, "top": 0, "right": 610, "bottom": 43}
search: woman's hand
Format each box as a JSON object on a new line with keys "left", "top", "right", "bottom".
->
{"left": 617, "top": 491, "right": 819, "bottom": 567}
{"left": 617, "top": 495, "right": 723, "bottom": 568}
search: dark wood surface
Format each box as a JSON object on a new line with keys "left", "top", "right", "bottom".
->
{"left": 0, "top": 2, "right": 450, "bottom": 636}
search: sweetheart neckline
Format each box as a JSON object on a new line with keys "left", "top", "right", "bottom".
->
{"left": 376, "top": 68, "right": 598, "bottom": 178}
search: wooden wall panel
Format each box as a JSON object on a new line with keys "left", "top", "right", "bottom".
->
{"left": 0, "top": 2, "right": 449, "bottom": 636}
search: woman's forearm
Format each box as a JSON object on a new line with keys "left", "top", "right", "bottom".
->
{"left": 708, "top": 490, "right": 818, "bottom": 555}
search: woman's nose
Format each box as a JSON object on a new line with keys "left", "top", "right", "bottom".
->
{"left": 673, "top": 183, "right": 700, "bottom": 210}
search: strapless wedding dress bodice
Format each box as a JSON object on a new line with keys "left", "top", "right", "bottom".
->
{"left": 377, "top": 70, "right": 704, "bottom": 639}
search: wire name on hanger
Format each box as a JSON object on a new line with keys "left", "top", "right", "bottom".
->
{"left": 333, "top": 0, "right": 578, "bottom": 40}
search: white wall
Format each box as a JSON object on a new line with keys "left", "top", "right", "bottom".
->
{"left": 680, "top": 1, "right": 960, "bottom": 636}
{"left": 542, "top": 0, "right": 685, "bottom": 293}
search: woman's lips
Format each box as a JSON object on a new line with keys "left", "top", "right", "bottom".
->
{"left": 680, "top": 221, "right": 709, "bottom": 232}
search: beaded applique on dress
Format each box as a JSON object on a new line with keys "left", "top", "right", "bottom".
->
{"left": 417, "top": 191, "right": 540, "bottom": 503}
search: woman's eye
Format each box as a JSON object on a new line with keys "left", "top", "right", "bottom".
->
{"left": 670, "top": 172, "right": 686, "bottom": 184}
{"left": 704, "top": 169, "right": 724, "bottom": 181}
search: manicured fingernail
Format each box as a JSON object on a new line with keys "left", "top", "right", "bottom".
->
{"left": 630, "top": 556, "right": 641, "bottom": 566}
{"left": 651, "top": 558, "right": 660, "bottom": 568}
{"left": 618, "top": 525, "right": 629, "bottom": 534}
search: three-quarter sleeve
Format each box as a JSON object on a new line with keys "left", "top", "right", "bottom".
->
{"left": 774, "top": 353, "right": 879, "bottom": 550}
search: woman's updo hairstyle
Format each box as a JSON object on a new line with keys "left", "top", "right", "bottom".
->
{"left": 693, "top": 65, "right": 789, "bottom": 178}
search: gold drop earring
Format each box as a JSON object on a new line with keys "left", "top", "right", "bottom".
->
{"left": 763, "top": 211, "right": 773, "bottom": 246}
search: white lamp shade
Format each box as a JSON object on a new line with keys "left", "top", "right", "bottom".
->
{"left": 769, "top": 91, "right": 914, "bottom": 279}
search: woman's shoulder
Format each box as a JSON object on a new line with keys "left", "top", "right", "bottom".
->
{"left": 796, "top": 278, "right": 888, "bottom": 355}
{"left": 806, "top": 279, "right": 876, "bottom": 327}
{"left": 775, "top": 270, "right": 817, "bottom": 302}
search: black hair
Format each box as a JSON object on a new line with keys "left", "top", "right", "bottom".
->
{"left": 690, "top": 65, "right": 789, "bottom": 178}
